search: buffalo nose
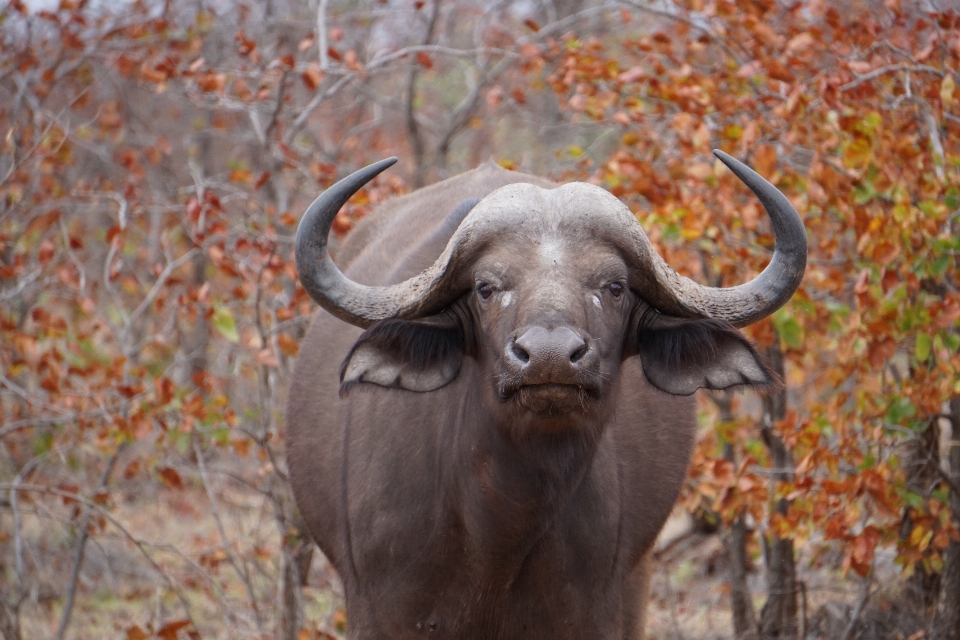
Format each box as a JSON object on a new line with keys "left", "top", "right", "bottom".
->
{"left": 510, "top": 326, "right": 590, "bottom": 380}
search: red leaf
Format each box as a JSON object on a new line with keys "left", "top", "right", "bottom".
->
{"left": 277, "top": 333, "right": 299, "bottom": 356}
{"left": 157, "top": 466, "right": 184, "bottom": 490}
{"left": 125, "top": 625, "right": 148, "bottom": 640}
{"left": 302, "top": 66, "right": 324, "bottom": 90}
{"left": 416, "top": 52, "right": 433, "bottom": 70}
{"left": 157, "top": 619, "right": 191, "bottom": 640}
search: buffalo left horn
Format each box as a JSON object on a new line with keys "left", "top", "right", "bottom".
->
{"left": 623, "top": 150, "right": 807, "bottom": 327}
{"left": 295, "top": 157, "right": 472, "bottom": 328}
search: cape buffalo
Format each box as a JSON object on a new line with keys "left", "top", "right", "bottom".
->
{"left": 286, "top": 150, "right": 806, "bottom": 640}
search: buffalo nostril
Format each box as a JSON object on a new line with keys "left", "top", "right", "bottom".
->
{"left": 570, "top": 342, "right": 588, "bottom": 363}
{"left": 511, "top": 341, "right": 530, "bottom": 363}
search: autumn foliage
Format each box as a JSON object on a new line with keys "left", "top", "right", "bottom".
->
{"left": 1, "top": 0, "right": 959, "bottom": 639}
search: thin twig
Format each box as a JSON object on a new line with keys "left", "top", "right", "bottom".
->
{"left": 0, "top": 483, "right": 198, "bottom": 630}
{"left": 127, "top": 249, "right": 197, "bottom": 329}
{"left": 194, "top": 442, "right": 265, "bottom": 633}
{"left": 839, "top": 64, "right": 945, "bottom": 92}
{"left": 317, "top": 0, "right": 329, "bottom": 72}
{"left": 54, "top": 449, "right": 123, "bottom": 640}
{"left": 619, "top": 0, "right": 745, "bottom": 65}
{"left": 922, "top": 106, "right": 946, "bottom": 182}
{"left": 839, "top": 576, "right": 872, "bottom": 640}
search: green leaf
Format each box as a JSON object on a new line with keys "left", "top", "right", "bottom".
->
{"left": 212, "top": 305, "right": 239, "bottom": 343}
{"left": 772, "top": 308, "right": 804, "bottom": 349}
{"left": 945, "top": 333, "right": 960, "bottom": 353}
{"left": 915, "top": 333, "right": 931, "bottom": 363}
{"left": 932, "top": 487, "right": 950, "bottom": 504}
{"left": 853, "top": 182, "right": 876, "bottom": 205}
{"left": 885, "top": 397, "right": 916, "bottom": 423}
{"left": 945, "top": 188, "right": 960, "bottom": 211}
{"left": 33, "top": 431, "right": 54, "bottom": 456}
{"left": 901, "top": 490, "right": 923, "bottom": 510}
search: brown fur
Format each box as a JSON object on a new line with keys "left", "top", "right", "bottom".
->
{"left": 286, "top": 162, "right": 774, "bottom": 639}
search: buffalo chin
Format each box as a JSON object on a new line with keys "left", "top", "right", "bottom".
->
{"left": 509, "top": 384, "right": 593, "bottom": 415}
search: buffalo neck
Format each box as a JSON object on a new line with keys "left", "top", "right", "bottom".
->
{"left": 443, "top": 377, "right": 606, "bottom": 587}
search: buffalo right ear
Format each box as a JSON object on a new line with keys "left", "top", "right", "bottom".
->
{"left": 634, "top": 313, "right": 781, "bottom": 396}
{"left": 339, "top": 316, "right": 464, "bottom": 395}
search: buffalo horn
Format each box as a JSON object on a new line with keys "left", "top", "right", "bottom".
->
{"left": 295, "top": 157, "right": 470, "bottom": 328}
{"left": 633, "top": 150, "right": 806, "bottom": 327}
{"left": 296, "top": 150, "right": 806, "bottom": 329}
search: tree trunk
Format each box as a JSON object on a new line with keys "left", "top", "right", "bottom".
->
{"left": 0, "top": 599, "right": 20, "bottom": 640}
{"left": 277, "top": 544, "right": 306, "bottom": 640}
{"left": 902, "top": 415, "right": 943, "bottom": 615}
{"left": 935, "top": 397, "right": 960, "bottom": 640}
{"left": 275, "top": 489, "right": 314, "bottom": 640}
{"left": 404, "top": 0, "right": 440, "bottom": 188}
{"left": 715, "top": 392, "right": 759, "bottom": 640}
{"left": 758, "top": 342, "right": 799, "bottom": 640}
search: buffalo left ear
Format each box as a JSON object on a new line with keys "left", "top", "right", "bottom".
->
{"left": 634, "top": 315, "right": 780, "bottom": 396}
{"left": 340, "top": 316, "right": 464, "bottom": 395}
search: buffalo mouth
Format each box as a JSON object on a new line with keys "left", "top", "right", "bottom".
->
{"left": 500, "top": 382, "right": 599, "bottom": 415}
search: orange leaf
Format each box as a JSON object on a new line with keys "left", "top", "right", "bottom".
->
{"left": 229, "top": 169, "right": 252, "bottom": 185}
{"left": 157, "top": 466, "right": 184, "bottom": 490}
{"left": 125, "top": 625, "right": 149, "bottom": 640}
{"left": 753, "top": 144, "right": 777, "bottom": 176}
{"left": 157, "top": 619, "right": 191, "bottom": 640}
{"left": 302, "top": 66, "right": 324, "bottom": 90}
{"left": 486, "top": 86, "right": 503, "bottom": 109}
{"left": 416, "top": 52, "right": 433, "bottom": 70}
{"left": 765, "top": 59, "right": 796, "bottom": 83}
{"left": 277, "top": 333, "right": 299, "bottom": 356}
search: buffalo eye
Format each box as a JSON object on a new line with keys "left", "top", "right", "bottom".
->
{"left": 476, "top": 282, "right": 494, "bottom": 301}
{"left": 607, "top": 282, "right": 625, "bottom": 299}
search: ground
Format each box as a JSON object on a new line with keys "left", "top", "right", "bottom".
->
{"left": 12, "top": 480, "right": 913, "bottom": 640}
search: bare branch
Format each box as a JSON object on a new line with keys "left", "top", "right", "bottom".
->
{"left": 1, "top": 483, "right": 198, "bottom": 630}
{"left": 839, "top": 577, "right": 872, "bottom": 640}
{"left": 194, "top": 442, "right": 266, "bottom": 633}
{"left": 839, "top": 64, "right": 946, "bottom": 92}
{"left": 54, "top": 449, "right": 123, "bottom": 640}
{"left": 127, "top": 249, "right": 198, "bottom": 328}
{"left": 317, "top": 0, "right": 330, "bottom": 72}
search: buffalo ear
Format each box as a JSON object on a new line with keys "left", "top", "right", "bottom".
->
{"left": 635, "top": 314, "right": 780, "bottom": 396}
{"left": 340, "top": 316, "right": 464, "bottom": 395}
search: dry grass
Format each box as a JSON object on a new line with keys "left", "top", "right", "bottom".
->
{"left": 11, "top": 484, "right": 918, "bottom": 640}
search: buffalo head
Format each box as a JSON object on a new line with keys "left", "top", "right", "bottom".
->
{"left": 295, "top": 152, "right": 806, "bottom": 435}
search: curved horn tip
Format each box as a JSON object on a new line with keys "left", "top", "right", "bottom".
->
{"left": 712, "top": 149, "right": 761, "bottom": 180}
{"left": 374, "top": 156, "right": 399, "bottom": 169}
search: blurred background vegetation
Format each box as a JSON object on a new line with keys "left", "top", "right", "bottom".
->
{"left": 1, "top": 0, "right": 959, "bottom": 638}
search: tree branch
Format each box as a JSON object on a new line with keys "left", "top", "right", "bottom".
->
{"left": 839, "top": 64, "right": 946, "bottom": 92}
{"left": 194, "top": 442, "right": 265, "bottom": 633}
{"left": 54, "top": 449, "right": 123, "bottom": 640}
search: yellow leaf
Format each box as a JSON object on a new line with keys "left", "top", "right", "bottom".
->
{"left": 941, "top": 74, "right": 955, "bottom": 105}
